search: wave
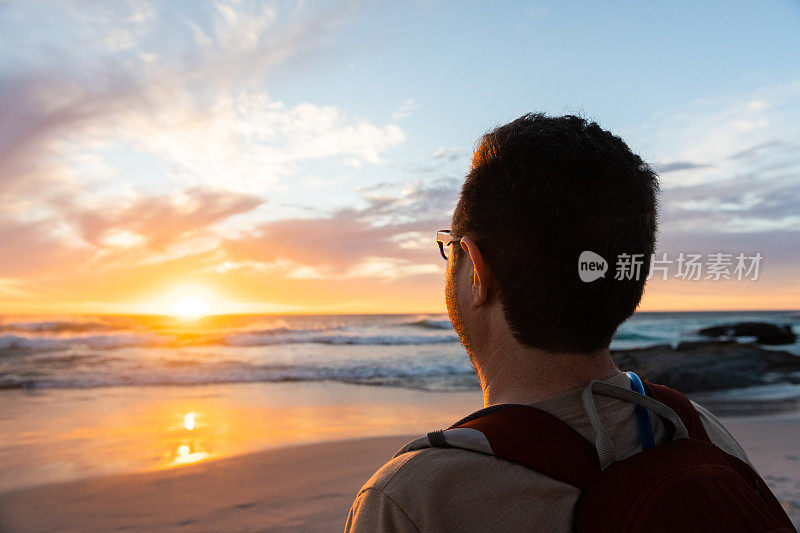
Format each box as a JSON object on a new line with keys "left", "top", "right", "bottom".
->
{"left": 235, "top": 325, "right": 338, "bottom": 336}
{"left": 612, "top": 332, "right": 665, "bottom": 342}
{"left": 226, "top": 332, "right": 458, "bottom": 346}
{"left": 0, "top": 320, "right": 112, "bottom": 334}
{"left": 0, "top": 361, "right": 477, "bottom": 391}
{"left": 0, "top": 333, "right": 162, "bottom": 351}
{"left": 0, "top": 316, "right": 342, "bottom": 339}
{"left": 403, "top": 318, "right": 453, "bottom": 330}
{"left": 0, "top": 330, "right": 459, "bottom": 352}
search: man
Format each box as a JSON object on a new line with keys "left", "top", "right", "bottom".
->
{"left": 345, "top": 114, "right": 763, "bottom": 531}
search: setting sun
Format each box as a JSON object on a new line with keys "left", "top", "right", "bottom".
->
{"left": 169, "top": 297, "right": 211, "bottom": 319}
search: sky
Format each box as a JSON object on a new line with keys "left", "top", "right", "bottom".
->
{"left": 1, "top": 0, "right": 799, "bottom": 315}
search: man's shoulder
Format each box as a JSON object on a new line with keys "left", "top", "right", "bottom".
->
{"left": 347, "top": 447, "right": 498, "bottom": 533}
{"left": 347, "top": 449, "right": 445, "bottom": 533}
{"left": 690, "top": 398, "right": 752, "bottom": 465}
{"left": 348, "top": 442, "right": 581, "bottom": 532}
{"left": 357, "top": 445, "right": 485, "bottom": 495}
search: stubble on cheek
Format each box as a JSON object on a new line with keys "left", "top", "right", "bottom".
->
{"left": 445, "top": 257, "right": 475, "bottom": 360}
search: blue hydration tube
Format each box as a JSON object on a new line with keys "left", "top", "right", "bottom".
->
{"left": 626, "top": 371, "right": 655, "bottom": 450}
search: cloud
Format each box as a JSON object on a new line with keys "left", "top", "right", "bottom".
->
{"left": 655, "top": 161, "right": 711, "bottom": 173}
{"left": 632, "top": 79, "right": 800, "bottom": 188}
{"left": 0, "top": 72, "right": 142, "bottom": 196}
{"left": 0, "top": 1, "right": 399, "bottom": 196}
{"left": 0, "top": 0, "right": 413, "bottom": 302}
{"left": 657, "top": 139, "right": 800, "bottom": 234}
{"left": 62, "top": 187, "right": 265, "bottom": 250}
{"left": 613, "top": 81, "right": 800, "bottom": 297}
{"left": 655, "top": 230, "right": 800, "bottom": 280}
{"left": 392, "top": 98, "right": 418, "bottom": 120}
{"left": 0, "top": 185, "right": 264, "bottom": 280}
{"left": 621, "top": 80, "right": 800, "bottom": 252}
{"left": 219, "top": 180, "right": 459, "bottom": 279}
{"left": 727, "top": 140, "right": 791, "bottom": 160}
{"left": 0, "top": 216, "right": 89, "bottom": 278}
{"left": 432, "top": 147, "right": 462, "bottom": 161}
{"left": 99, "top": 92, "right": 405, "bottom": 192}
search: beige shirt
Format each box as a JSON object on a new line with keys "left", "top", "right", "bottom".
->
{"left": 345, "top": 372, "right": 750, "bottom": 532}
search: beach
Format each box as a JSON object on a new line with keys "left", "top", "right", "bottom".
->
{"left": 2, "top": 382, "right": 800, "bottom": 532}
{"left": 2, "top": 312, "right": 800, "bottom": 530}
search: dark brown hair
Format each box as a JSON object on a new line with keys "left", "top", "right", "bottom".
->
{"left": 453, "top": 113, "right": 658, "bottom": 353}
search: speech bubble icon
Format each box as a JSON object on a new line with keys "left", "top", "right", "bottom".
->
{"left": 578, "top": 251, "right": 608, "bottom": 282}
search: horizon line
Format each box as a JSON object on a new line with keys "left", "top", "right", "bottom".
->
{"left": 0, "top": 309, "right": 798, "bottom": 318}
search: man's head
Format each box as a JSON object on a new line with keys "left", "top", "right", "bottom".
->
{"left": 445, "top": 113, "right": 658, "bottom": 355}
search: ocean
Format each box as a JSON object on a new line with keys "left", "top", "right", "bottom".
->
{"left": 2, "top": 311, "right": 799, "bottom": 392}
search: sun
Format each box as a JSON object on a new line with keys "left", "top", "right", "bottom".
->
{"left": 138, "top": 283, "right": 230, "bottom": 317}
{"left": 169, "top": 296, "right": 211, "bottom": 320}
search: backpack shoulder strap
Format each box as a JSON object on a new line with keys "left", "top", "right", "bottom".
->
{"left": 421, "top": 382, "right": 709, "bottom": 488}
{"left": 450, "top": 404, "right": 602, "bottom": 488}
{"left": 642, "top": 380, "right": 710, "bottom": 441}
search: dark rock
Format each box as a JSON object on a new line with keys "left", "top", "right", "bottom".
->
{"left": 611, "top": 341, "right": 800, "bottom": 393}
{"left": 697, "top": 322, "right": 797, "bottom": 345}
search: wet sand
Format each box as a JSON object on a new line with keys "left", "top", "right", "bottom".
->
{"left": 0, "top": 435, "right": 413, "bottom": 532}
{"left": 0, "top": 382, "right": 483, "bottom": 493}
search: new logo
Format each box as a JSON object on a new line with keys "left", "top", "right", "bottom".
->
{"left": 579, "top": 251, "right": 608, "bottom": 282}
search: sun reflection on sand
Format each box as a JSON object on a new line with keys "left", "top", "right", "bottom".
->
{"left": 170, "top": 443, "right": 210, "bottom": 466}
{"left": 184, "top": 412, "right": 195, "bottom": 430}
{"left": 165, "top": 411, "right": 211, "bottom": 467}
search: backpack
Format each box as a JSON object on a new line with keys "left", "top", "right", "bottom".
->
{"left": 400, "top": 379, "right": 795, "bottom": 532}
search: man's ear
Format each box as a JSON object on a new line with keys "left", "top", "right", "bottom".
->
{"left": 460, "top": 236, "right": 492, "bottom": 307}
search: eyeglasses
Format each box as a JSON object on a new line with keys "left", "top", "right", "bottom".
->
{"left": 436, "top": 230, "right": 461, "bottom": 260}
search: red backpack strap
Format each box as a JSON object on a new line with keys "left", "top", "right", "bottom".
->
{"left": 642, "top": 380, "right": 710, "bottom": 441}
{"left": 451, "top": 404, "right": 602, "bottom": 488}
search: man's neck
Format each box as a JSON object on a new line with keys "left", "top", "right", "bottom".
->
{"left": 474, "top": 342, "right": 621, "bottom": 407}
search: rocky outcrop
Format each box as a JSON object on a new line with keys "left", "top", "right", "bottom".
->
{"left": 612, "top": 341, "right": 800, "bottom": 393}
{"left": 697, "top": 322, "right": 797, "bottom": 345}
